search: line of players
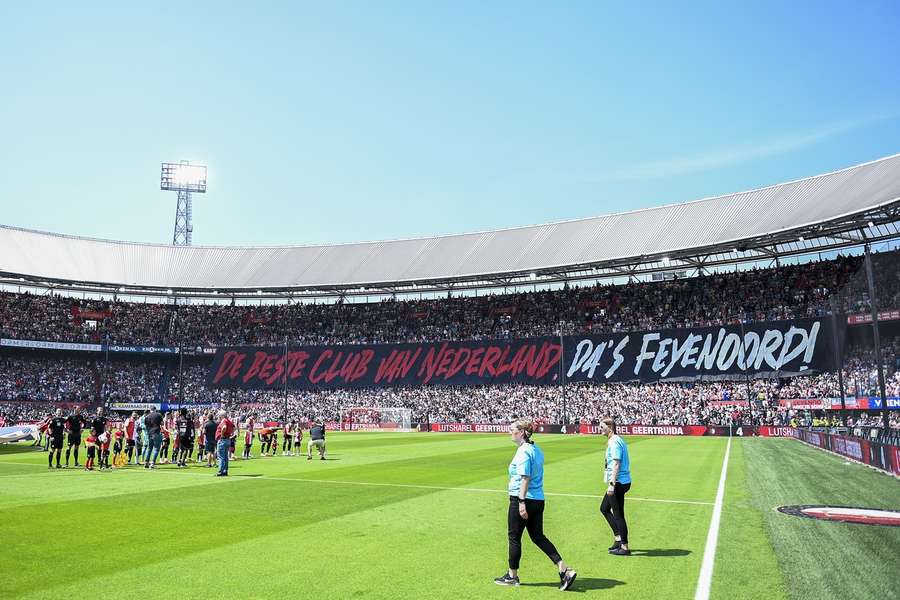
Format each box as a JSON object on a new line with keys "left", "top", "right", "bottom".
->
{"left": 38, "top": 406, "right": 323, "bottom": 471}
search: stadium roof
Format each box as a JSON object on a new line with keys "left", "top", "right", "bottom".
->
{"left": 2, "top": 153, "right": 900, "bottom": 299}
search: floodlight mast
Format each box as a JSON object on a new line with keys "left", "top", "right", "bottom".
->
{"left": 160, "top": 161, "right": 207, "bottom": 246}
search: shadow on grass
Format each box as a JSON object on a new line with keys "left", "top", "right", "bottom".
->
{"left": 521, "top": 577, "right": 626, "bottom": 592}
{"left": 629, "top": 548, "right": 691, "bottom": 557}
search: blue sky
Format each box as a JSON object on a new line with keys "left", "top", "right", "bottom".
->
{"left": 1, "top": 1, "right": 898, "bottom": 247}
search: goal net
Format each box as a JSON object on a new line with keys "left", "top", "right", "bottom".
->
{"left": 341, "top": 407, "right": 413, "bottom": 432}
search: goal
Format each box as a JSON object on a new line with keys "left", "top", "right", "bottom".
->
{"left": 341, "top": 407, "right": 413, "bottom": 432}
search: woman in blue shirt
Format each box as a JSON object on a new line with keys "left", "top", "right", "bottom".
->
{"left": 600, "top": 417, "right": 632, "bottom": 556}
{"left": 494, "top": 419, "right": 577, "bottom": 591}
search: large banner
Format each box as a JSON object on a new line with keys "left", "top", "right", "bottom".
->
{"left": 209, "top": 337, "right": 563, "bottom": 390}
{"left": 208, "top": 318, "right": 838, "bottom": 390}
{"left": 565, "top": 317, "right": 836, "bottom": 384}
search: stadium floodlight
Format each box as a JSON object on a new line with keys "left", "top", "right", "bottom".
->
{"left": 161, "top": 160, "right": 207, "bottom": 246}
{"left": 161, "top": 162, "right": 207, "bottom": 193}
{"left": 662, "top": 256, "right": 671, "bottom": 266}
{"left": 868, "top": 221, "right": 875, "bottom": 228}
{"left": 529, "top": 272, "right": 537, "bottom": 280}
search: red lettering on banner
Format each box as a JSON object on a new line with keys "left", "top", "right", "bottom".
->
{"left": 339, "top": 352, "right": 360, "bottom": 381}
{"left": 435, "top": 347, "right": 456, "bottom": 379}
{"left": 494, "top": 346, "right": 514, "bottom": 376}
{"left": 288, "top": 351, "right": 310, "bottom": 380}
{"left": 265, "top": 356, "right": 285, "bottom": 386}
{"left": 323, "top": 351, "right": 345, "bottom": 383}
{"left": 377, "top": 348, "right": 418, "bottom": 383}
{"left": 506, "top": 345, "right": 529, "bottom": 376}
{"left": 522, "top": 344, "right": 540, "bottom": 376}
{"left": 213, "top": 351, "right": 245, "bottom": 384}
{"left": 446, "top": 347, "right": 471, "bottom": 379}
{"left": 538, "top": 343, "right": 562, "bottom": 378}
{"left": 465, "top": 348, "right": 485, "bottom": 376}
{"left": 309, "top": 350, "right": 333, "bottom": 384}
{"left": 418, "top": 343, "right": 449, "bottom": 384}
{"left": 258, "top": 353, "right": 279, "bottom": 383}
{"left": 242, "top": 352, "right": 270, "bottom": 384}
{"left": 375, "top": 350, "right": 400, "bottom": 383}
{"left": 479, "top": 346, "right": 502, "bottom": 377}
{"left": 351, "top": 349, "right": 374, "bottom": 381}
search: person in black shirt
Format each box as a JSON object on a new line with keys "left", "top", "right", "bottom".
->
{"left": 65, "top": 407, "right": 86, "bottom": 467}
{"left": 143, "top": 406, "right": 164, "bottom": 469}
{"left": 175, "top": 408, "right": 194, "bottom": 468}
{"left": 203, "top": 414, "right": 218, "bottom": 468}
{"left": 91, "top": 407, "right": 110, "bottom": 469}
{"left": 48, "top": 408, "right": 67, "bottom": 469}
{"left": 307, "top": 421, "right": 326, "bottom": 460}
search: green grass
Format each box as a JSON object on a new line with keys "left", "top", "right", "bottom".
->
{"left": 733, "top": 438, "right": 900, "bottom": 600}
{"left": 0, "top": 433, "right": 897, "bottom": 599}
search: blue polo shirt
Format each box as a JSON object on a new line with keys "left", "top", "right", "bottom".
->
{"left": 605, "top": 435, "right": 631, "bottom": 484}
{"left": 508, "top": 442, "right": 545, "bottom": 500}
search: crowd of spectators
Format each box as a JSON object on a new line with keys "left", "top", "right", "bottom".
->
{"left": 1, "top": 249, "right": 899, "bottom": 432}
{"left": 1, "top": 250, "right": 898, "bottom": 348}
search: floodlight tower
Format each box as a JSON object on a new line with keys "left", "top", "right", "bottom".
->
{"left": 161, "top": 161, "right": 207, "bottom": 246}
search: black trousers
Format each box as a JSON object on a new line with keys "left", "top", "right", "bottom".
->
{"left": 600, "top": 482, "right": 631, "bottom": 544}
{"left": 507, "top": 497, "right": 562, "bottom": 570}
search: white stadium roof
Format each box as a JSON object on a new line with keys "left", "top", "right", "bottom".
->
{"left": 2, "top": 153, "right": 900, "bottom": 298}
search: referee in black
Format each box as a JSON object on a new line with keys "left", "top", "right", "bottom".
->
{"left": 47, "top": 408, "right": 66, "bottom": 469}
{"left": 64, "top": 406, "right": 86, "bottom": 467}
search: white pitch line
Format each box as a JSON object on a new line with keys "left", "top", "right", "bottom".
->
{"left": 694, "top": 437, "right": 732, "bottom": 600}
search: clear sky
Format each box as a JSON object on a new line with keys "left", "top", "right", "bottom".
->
{"left": 1, "top": 1, "right": 898, "bottom": 247}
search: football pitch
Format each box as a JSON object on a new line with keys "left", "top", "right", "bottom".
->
{"left": 1, "top": 433, "right": 898, "bottom": 599}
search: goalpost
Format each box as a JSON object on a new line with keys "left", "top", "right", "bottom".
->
{"left": 341, "top": 407, "right": 413, "bottom": 432}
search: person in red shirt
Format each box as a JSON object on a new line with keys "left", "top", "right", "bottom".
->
{"left": 84, "top": 433, "right": 98, "bottom": 471}
{"left": 112, "top": 425, "right": 126, "bottom": 467}
{"left": 214, "top": 410, "right": 235, "bottom": 477}
{"left": 282, "top": 421, "right": 293, "bottom": 456}
{"left": 242, "top": 415, "right": 255, "bottom": 459}
{"left": 124, "top": 412, "right": 137, "bottom": 464}
{"left": 293, "top": 423, "right": 303, "bottom": 457}
{"left": 37, "top": 413, "right": 52, "bottom": 450}
{"left": 160, "top": 427, "right": 171, "bottom": 464}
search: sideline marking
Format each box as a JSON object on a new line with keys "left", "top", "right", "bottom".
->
{"left": 694, "top": 437, "right": 731, "bottom": 600}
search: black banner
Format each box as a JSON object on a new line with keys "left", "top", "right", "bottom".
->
{"left": 565, "top": 317, "right": 838, "bottom": 383}
{"left": 208, "top": 317, "right": 838, "bottom": 390}
{"left": 208, "top": 338, "right": 562, "bottom": 390}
